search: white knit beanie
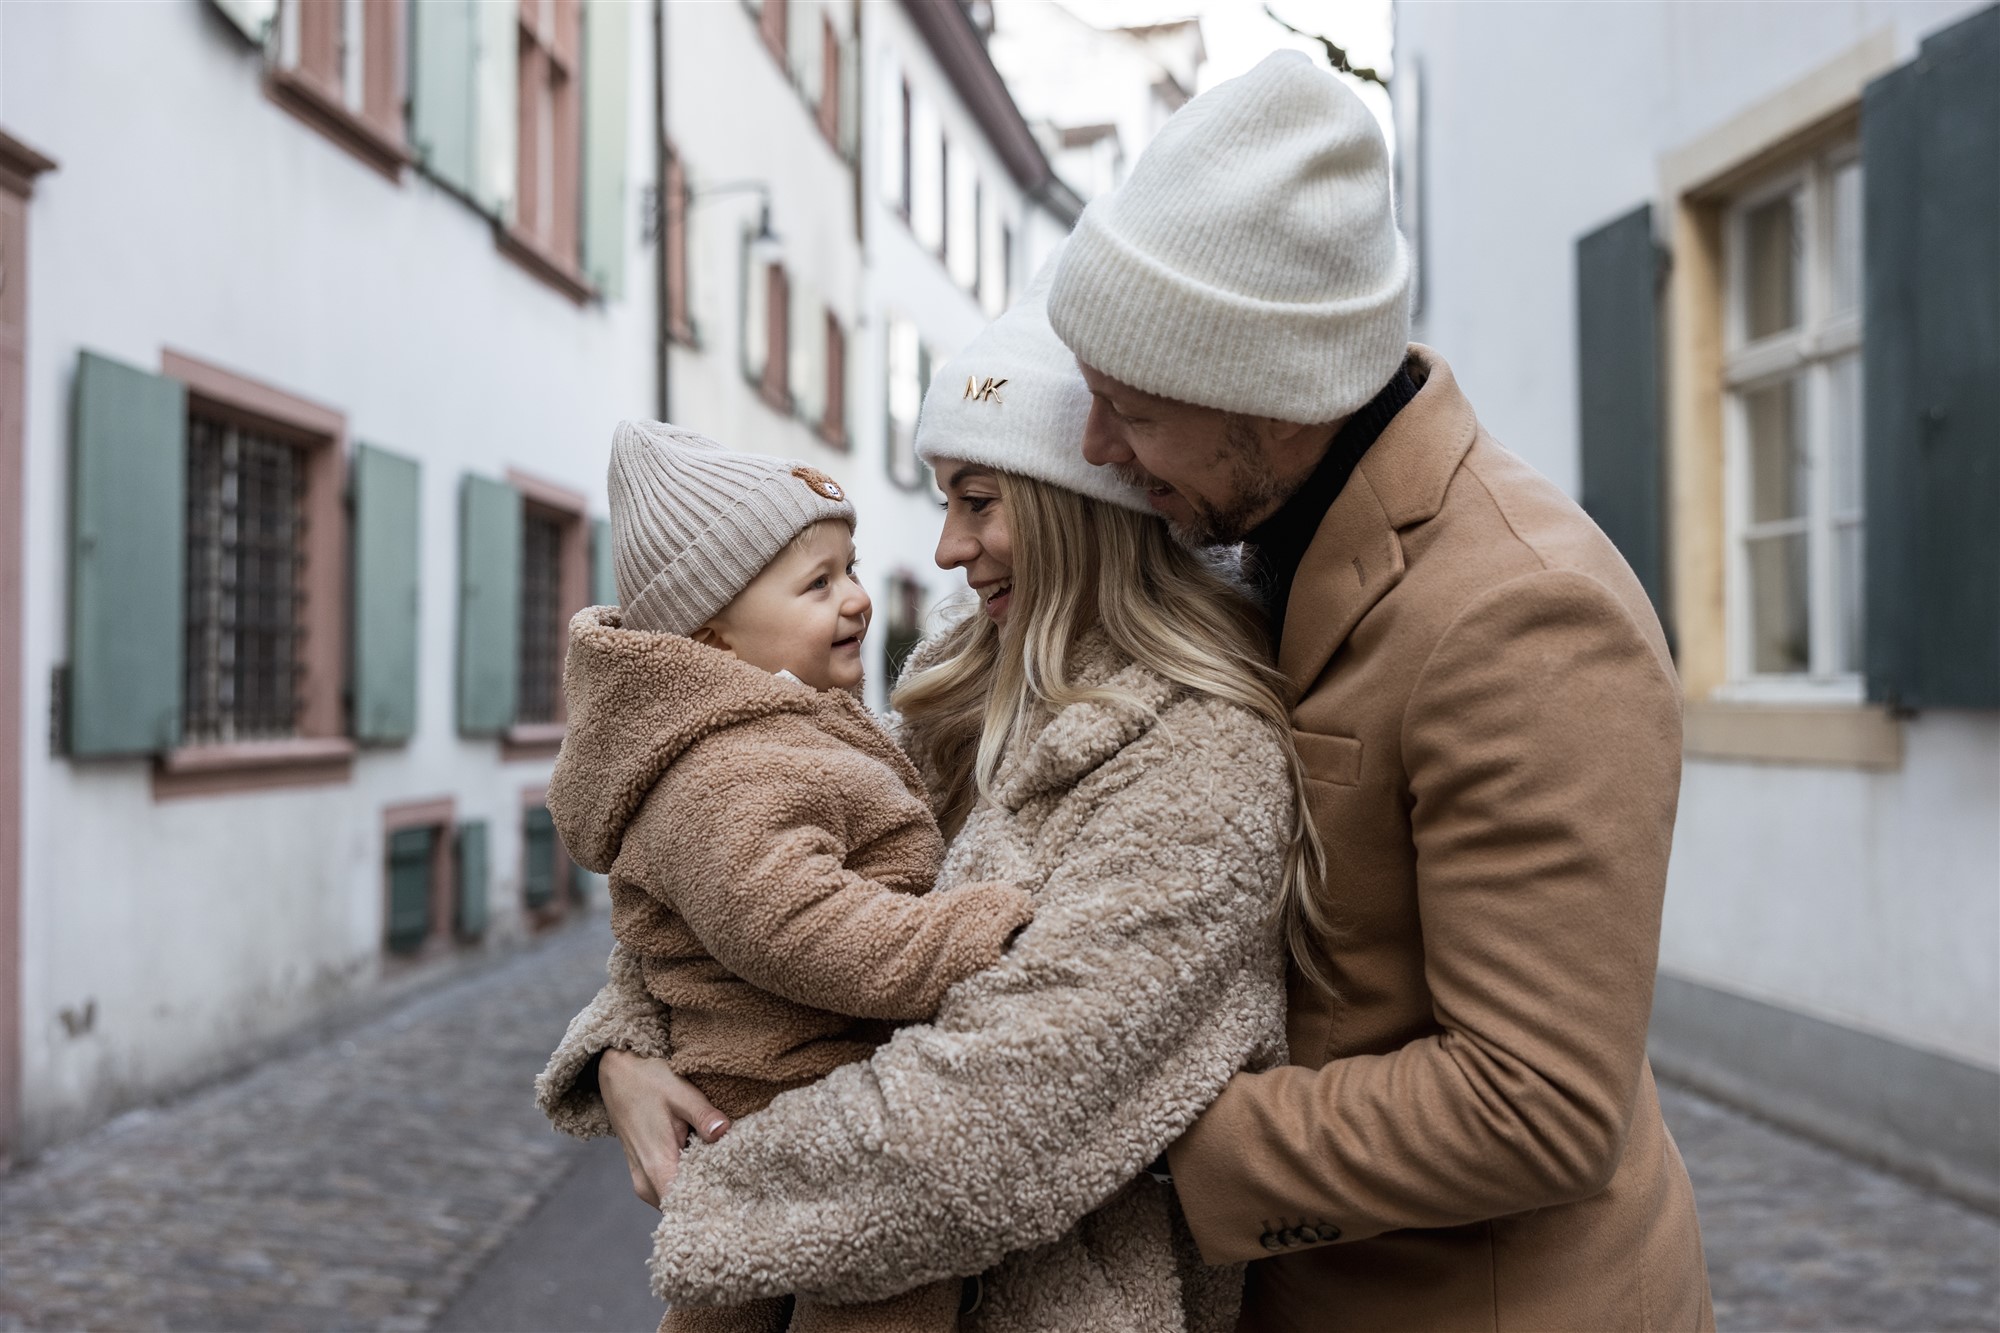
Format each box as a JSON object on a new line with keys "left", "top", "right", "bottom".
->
{"left": 915, "top": 247, "right": 1151, "bottom": 512}
{"left": 1047, "top": 50, "right": 1411, "bottom": 424}
{"left": 606, "top": 419, "right": 856, "bottom": 636}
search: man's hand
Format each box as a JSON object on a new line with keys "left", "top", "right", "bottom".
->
{"left": 598, "top": 1047, "right": 730, "bottom": 1208}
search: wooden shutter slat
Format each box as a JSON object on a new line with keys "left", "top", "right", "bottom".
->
{"left": 1575, "top": 205, "right": 1669, "bottom": 629}
{"left": 581, "top": 0, "right": 631, "bottom": 299}
{"left": 68, "top": 351, "right": 187, "bottom": 758}
{"left": 457, "top": 474, "right": 522, "bottom": 735}
{"left": 352, "top": 443, "right": 422, "bottom": 744}
{"left": 1862, "top": 5, "right": 2000, "bottom": 709}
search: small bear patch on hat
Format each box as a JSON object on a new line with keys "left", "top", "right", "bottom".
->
{"left": 791, "top": 465, "right": 845, "bottom": 502}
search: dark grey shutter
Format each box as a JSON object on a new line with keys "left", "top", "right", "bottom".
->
{"left": 455, "top": 820, "right": 490, "bottom": 938}
{"left": 68, "top": 352, "right": 187, "bottom": 757}
{"left": 1575, "top": 205, "right": 1669, "bottom": 630}
{"left": 1862, "top": 4, "right": 2000, "bottom": 710}
{"left": 351, "top": 444, "right": 422, "bottom": 743}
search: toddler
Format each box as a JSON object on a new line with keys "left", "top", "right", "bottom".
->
{"left": 548, "top": 420, "right": 1031, "bottom": 1333}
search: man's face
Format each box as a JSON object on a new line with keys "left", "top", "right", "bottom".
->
{"left": 1076, "top": 363, "right": 1288, "bottom": 546}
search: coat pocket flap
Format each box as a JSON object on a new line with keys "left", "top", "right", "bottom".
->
{"left": 1294, "top": 731, "right": 1363, "bottom": 787}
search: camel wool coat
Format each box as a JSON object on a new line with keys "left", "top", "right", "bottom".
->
{"left": 1163, "top": 347, "right": 1714, "bottom": 1331}
{"left": 539, "top": 630, "right": 1293, "bottom": 1332}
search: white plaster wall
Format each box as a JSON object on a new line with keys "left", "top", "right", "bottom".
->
{"left": 6, "top": 0, "right": 658, "bottom": 1148}
{"left": 1395, "top": 0, "right": 1999, "bottom": 1068}
{"left": 1665, "top": 715, "right": 2000, "bottom": 1067}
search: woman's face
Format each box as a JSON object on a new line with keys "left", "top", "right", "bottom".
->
{"left": 932, "top": 459, "right": 1015, "bottom": 625}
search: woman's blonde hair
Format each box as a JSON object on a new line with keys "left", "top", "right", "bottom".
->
{"left": 892, "top": 470, "right": 1334, "bottom": 994}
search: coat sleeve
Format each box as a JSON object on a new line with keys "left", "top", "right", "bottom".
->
{"left": 639, "top": 698, "right": 1291, "bottom": 1307}
{"left": 626, "top": 758, "right": 1034, "bottom": 1023}
{"left": 533, "top": 943, "right": 674, "bottom": 1139}
{"left": 1166, "top": 568, "right": 1683, "bottom": 1261}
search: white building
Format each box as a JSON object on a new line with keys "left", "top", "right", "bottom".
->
{"left": 1394, "top": 0, "right": 1999, "bottom": 1208}
{"left": 986, "top": 2, "right": 1204, "bottom": 204}
{"left": 0, "top": 0, "right": 1087, "bottom": 1164}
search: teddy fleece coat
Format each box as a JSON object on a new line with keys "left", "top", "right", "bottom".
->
{"left": 540, "top": 607, "right": 1035, "bottom": 1124}
{"left": 538, "top": 630, "right": 1294, "bottom": 1332}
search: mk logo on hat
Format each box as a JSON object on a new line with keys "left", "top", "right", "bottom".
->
{"left": 963, "top": 376, "right": 1008, "bottom": 404}
{"left": 790, "top": 465, "right": 846, "bottom": 502}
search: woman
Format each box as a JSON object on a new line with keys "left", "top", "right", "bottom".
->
{"left": 537, "top": 260, "right": 1322, "bottom": 1330}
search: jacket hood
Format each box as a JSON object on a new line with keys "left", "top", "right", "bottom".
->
{"left": 548, "top": 606, "right": 819, "bottom": 873}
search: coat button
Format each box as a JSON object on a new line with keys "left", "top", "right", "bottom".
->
{"left": 1281, "top": 1227, "right": 1305, "bottom": 1246}
{"left": 1260, "top": 1231, "right": 1284, "bottom": 1251}
{"left": 1314, "top": 1224, "right": 1342, "bottom": 1242}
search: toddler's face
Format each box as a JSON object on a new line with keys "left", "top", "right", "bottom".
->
{"left": 698, "top": 520, "right": 870, "bottom": 691}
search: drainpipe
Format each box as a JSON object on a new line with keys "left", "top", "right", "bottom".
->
{"left": 653, "top": 0, "right": 672, "bottom": 421}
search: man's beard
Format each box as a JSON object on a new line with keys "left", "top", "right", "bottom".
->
{"left": 1118, "top": 414, "right": 1288, "bottom": 548}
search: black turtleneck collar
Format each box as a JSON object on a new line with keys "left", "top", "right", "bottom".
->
{"left": 1245, "top": 361, "right": 1419, "bottom": 647}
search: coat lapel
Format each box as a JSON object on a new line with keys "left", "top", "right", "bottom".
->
{"left": 1276, "top": 347, "right": 1480, "bottom": 701}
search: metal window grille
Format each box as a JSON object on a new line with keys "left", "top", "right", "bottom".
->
{"left": 518, "top": 509, "right": 565, "bottom": 724}
{"left": 183, "top": 411, "right": 307, "bottom": 744}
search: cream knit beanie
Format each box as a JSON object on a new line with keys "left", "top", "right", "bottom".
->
{"left": 606, "top": 419, "right": 856, "bottom": 636}
{"left": 1047, "top": 50, "right": 1411, "bottom": 424}
{"left": 915, "top": 247, "right": 1151, "bottom": 512}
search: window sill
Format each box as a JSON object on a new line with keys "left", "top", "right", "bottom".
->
{"left": 667, "top": 318, "right": 700, "bottom": 349}
{"left": 815, "top": 420, "right": 850, "bottom": 452}
{"left": 266, "top": 67, "right": 411, "bottom": 183}
{"left": 501, "top": 721, "right": 567, "bottom": 762}
{"left": 152, "top": 736, "right": 356, "bottom": 800}
{"left": 1684, "top": 699, "right": 1903, "bottom": 770}
{"left": 496, "top": 224, "right": 597, "bottom": 305}
{"left": 757, "top": 383, "right": 795, "bottom": 417}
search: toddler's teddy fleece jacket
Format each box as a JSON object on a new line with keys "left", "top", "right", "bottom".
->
{"left": 545, "top": 606, "right": 1034, "bottom": 1332}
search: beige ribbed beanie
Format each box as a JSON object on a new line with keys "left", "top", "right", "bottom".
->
{"left": 915, "top": 245, "right": 1151, "bottom": 512}
{"left": 1047, "top": 50, "right": 1411, "bottom": 424}
{"left": 606, "top": 420, "right": 855, "bottom": 636}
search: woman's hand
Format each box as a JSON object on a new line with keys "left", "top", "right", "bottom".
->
{"left": 598, "top": 1048, "right": 730, "bottom": 1208}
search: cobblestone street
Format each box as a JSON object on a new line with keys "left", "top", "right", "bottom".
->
{"left": 0, "top": 919, "right": 1994, "bottom": 1332}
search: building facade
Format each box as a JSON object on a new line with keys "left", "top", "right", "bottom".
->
{"left": 1394, "top": 0, "right": 1999, "bottom": 1207}
{"left": 0, "top": 0, "right": 1079, "bottom": 1162}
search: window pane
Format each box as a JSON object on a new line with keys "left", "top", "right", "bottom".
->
{"left": 1828, "top": 352, "right": 1863, "bottom": 516}
{"left": 1834, "top": 520, "right": 1864, "bottom": 675}
{"left": 1744, "top": 192, "right": 1800, "bottom": 340}
{"left": 1747, "top": 532, "right": 1811, "bottom": 674}
{"left": 1829, "top": 160, "right": 1863, "bottom": 318}
{"left": 1745, "top": 375, "right": 1808, "bottom": 523}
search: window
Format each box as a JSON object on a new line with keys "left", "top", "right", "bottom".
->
{"left": 910, "top": 97, "right": 943, "bottom": 251}
{"left": 1723, "top": 145, "right": 1863, "bottom": 692}
{"left": 183, "top": 412, "right": 307, "bottom": 744}
{"left": 509, "top": 0, "right": 585, "bottom": 291}
{"left": 821, "top": 312, "right": 848, "bottom": 450}
{"left": 521, "top": 791, "right": 574, "bottom": 921}
{"left": 898, "top": 79, "right": 914, "bottom": 218}
{"left": 938, "top": 135, "right": 953, "bottom": 264}
{"left": 970, "top": 179, "right": 985, "bottom": 306}
{"left": 270, "top": 0, "right": 408, "bottom": 178}
{"left": 517, "top": 507, "right": 566, "bottom": 724}
{"left": 762, "top": 261, "right": 793, "bottom": 413}
{"left": 663, "top": 144, "right": 694, "bottom": 343}
{"left": 382, "top": 797, "right": 458, "bottom": 958}
{"left": 883, "top": 572, "right": 927, "bottom": 686}
{"left": 1000, "top": 220, "right": 1015, "bottom": 311}
{"left": 499, "top": 470, "right": 590, "bottom": 754}
{"left": 884, "top": 315, "right": 933, "bottom": 492}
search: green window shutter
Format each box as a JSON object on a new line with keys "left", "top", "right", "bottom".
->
{"left": 457, "top": 474, "right": 522, "bottom": 735}
{"left": 1575, "top": 205, "right": 1668, "bottom": 629}
{"left": 456, "top": 820, "right": 490, "bottom": 938}
{"left": 351, "top": 444, "right": 422, "bottom": 743}
{"left": 582, "top": 0, "right": 631, "bottom": 300}
{"left": 1862, "top": 5, "right": 2000, "bottom": 710}
{"left": 410, "top": 0, "right": 478, "bottom": 196}
{"left": 68, "top": 352, "right": 187, "bottom": 758}
{"left": 522, "top": 805, "right": 556, "bottom": 909}
{"left": 410, "top": 0, "right": 515, "bottom": 218}
{"left": 385, "top": 826, "right": 435, "bottom": 954}
{"left": 591, "top": 517, "right": 616, "bottom": 606}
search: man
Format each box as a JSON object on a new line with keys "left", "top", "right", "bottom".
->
{"left": 1041, "top": 51, "right": 1712, "bottom": 1331}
